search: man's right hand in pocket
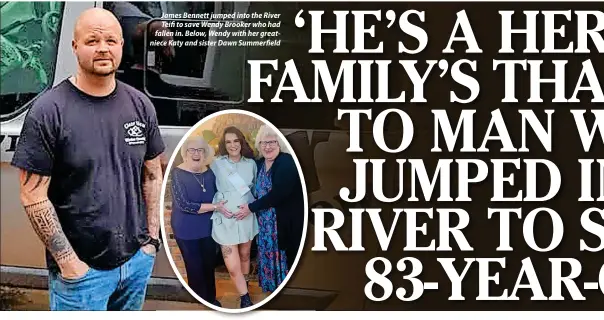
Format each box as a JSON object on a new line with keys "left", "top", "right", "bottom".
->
{"left": 60, "top": 258, "right": 90, "bottom": 280}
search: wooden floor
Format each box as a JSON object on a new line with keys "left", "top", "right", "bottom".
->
{"left": 179, "top": 261, "right": 270, "bottom": 309}
{"left": 209, "top": 260, "right": 271, "bottom": 309}
{"left": 215, "top": 278, "right": 270, "bottom": 309}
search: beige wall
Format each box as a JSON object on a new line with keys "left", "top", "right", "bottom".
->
{"left": 172, "top": 114, "right": 264, "bottom": 167}
{"left": 164, "top": 113, "right": 265, "bottom": 281}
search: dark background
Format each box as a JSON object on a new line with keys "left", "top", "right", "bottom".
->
{"left": 251, "top": 1, "right": 604, "bottom": 311}
{"left": 116, "top": 0, "right": 604, "bottom": 310}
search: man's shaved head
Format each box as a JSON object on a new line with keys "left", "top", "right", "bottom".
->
{"left": 72, "top": 8, "right": 123, "bottom": 77}
{"left": 73, "top": 8, "right": 122, "bottom": 41}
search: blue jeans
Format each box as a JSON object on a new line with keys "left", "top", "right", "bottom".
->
{"left": 48, "top": 247, "right": 155, "bottom": 311}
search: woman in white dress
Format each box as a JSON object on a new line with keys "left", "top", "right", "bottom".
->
{"left": 210, "top": 126, "right": 259, "bottom": 308}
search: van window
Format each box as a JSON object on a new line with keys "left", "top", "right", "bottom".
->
{"left": 104, "top": 1, "right": 341, "bottom": 130}
{"left": 0, "top": 2, "right": 64, "bottom": 120}
{"left": 104, "top": 1, "right": 248, "bottom": 127}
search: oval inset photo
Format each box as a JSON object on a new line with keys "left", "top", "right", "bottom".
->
{"left": 160, "top": 109, "right": 308, "bottom": 313}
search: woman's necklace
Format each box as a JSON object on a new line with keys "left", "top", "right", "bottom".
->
{"left": 192, "top": 173, "right": 206, "bottom": 192}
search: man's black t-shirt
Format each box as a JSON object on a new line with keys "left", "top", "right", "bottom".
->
{"left": 11, "top": 79, "right": 166, "bottom": 271}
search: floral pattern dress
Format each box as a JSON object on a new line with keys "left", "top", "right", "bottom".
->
{"left": 255, "top": 162, "right": 289, "bottom": 292}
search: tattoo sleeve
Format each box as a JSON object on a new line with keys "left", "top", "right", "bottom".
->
{"left": 19, "top": 170, "right": 77, "bottom": 265}
{"left": 143, "top": 156, "right": 163, "bottom": 239}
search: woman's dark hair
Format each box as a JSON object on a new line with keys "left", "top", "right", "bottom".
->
{"left": 218, "top": 126, "right": 255, "bottom": 159}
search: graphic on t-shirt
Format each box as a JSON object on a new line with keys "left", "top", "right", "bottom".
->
{"left": 123, "top": 120, "right": 147, "bottom": 145}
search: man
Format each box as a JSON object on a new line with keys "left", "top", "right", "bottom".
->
{"left": 10, "top": 8, "right": 165, "bottom": 311}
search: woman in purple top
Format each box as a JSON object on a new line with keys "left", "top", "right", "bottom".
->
{"left": 170, "top": 136, "right": 229, "bottom": 307}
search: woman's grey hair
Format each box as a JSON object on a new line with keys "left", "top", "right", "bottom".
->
{"left": 254, "top": 124, "right": 289, "bottom": 156}
{"left": 180, "top": 135, "right": 214, "bottom": 163}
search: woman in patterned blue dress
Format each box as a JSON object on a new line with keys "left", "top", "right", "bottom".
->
{"left": 236, "top": 125, "right": 306, "bottom": 293}
{"left": 254, "top": 160, "right": 289, "bottom": 292}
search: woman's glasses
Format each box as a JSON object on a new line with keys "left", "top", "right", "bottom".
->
{"left": 187, "top": 148, "right": 205, "bottom": 154}
{"left": 259, "top": 140, "right": 278, "bottom": 148}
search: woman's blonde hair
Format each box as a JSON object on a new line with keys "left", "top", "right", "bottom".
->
{"left": 180, "top": 135, "right": 214, "bottom": 164}
{"left": 254, "top": 125, "right": 289, "bottom": 156}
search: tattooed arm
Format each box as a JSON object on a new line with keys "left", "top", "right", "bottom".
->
{"left": 142, "top": 155, "right": 163, "bottom": 251}
{"left": 18, "top": 169, "right": 89, "bottom": 278}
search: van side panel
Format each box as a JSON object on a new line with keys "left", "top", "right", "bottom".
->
{"left": 0, "top": 2, "right": 95, "bottom": 269}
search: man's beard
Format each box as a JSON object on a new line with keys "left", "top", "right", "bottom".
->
{"left": 91, "top": 63, "right": 116, "bottom": 76}
{"left": 79, "top": 58, "right": 117, "bottom": 76}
